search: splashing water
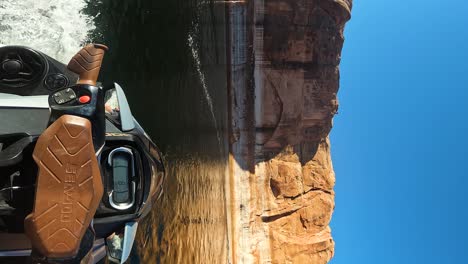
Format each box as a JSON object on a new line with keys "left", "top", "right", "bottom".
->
{"left": 188, "top": 19, "right": 222, "bottom": 146}
{"left": 0, "top": 0, "right": 95, "bottom": 63}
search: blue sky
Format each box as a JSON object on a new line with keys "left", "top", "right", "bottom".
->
{"left": 330, "top": 1, "right": 468, "bottom": 263}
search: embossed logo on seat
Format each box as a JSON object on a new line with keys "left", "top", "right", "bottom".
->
{"left": 62, "top": 163, "right": 78, "bottom": 223}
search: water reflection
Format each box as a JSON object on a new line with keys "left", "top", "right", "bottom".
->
{"left": 84, "top": 0, "right": 229, "bottom": 263}
{"left": 137, "top": 153, "right": 228, "bottom": 263}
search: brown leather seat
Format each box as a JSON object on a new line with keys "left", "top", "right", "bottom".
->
{"left": 25, "top": 115, "right": 103, "bottom": 258}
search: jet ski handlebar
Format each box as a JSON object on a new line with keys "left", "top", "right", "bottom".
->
{"left": 25, "top": 44, "right": 107, "bottom": 262}
{"left": 67, "top": 44, "right": 108, "bottom": 86}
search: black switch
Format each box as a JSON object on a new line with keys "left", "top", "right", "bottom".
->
{"left": 52, "top": 88, "right": 76, "bottom": 105}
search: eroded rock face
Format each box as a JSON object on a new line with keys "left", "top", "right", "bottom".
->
{"left": 263, "top": 141, "right": 336, "bottom": 263}
{"left": 227, "top": 0, "right": 352, "bottom": 263}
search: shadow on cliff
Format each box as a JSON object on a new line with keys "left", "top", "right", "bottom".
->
{"left": 84, "top": 0, "right": 343, "bottom": 171}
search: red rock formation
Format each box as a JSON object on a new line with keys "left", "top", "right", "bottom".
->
{"left": 227, "top": 0, "right": 352, "bottom": 263}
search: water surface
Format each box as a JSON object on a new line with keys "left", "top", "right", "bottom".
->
{"left": 85, "top": 1, "right": 230, "bottom": 263}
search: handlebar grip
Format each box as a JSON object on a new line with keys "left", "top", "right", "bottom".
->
{"left": 67, "top": 44, "right": 108, "bottom": 86}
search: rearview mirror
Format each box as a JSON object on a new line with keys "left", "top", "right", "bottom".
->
{"left": 106, "top": 221, "right": 139, "bottom": 264}
{"left": 104, "top": 83, "right": 135, "bottom": 132}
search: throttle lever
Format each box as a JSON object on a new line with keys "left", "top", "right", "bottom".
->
{"left": 67, "top": 44, "right": 108, "bottom": 86}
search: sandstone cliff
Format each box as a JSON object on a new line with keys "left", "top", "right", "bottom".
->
{"left": 227, "top": 0, "right": 352, "bottom": 263}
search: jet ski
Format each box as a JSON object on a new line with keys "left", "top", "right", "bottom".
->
{"left": 0, "top": 44, "right": 165, "bottom": 263}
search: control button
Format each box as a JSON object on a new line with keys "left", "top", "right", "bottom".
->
{"left": 44, "top": 74, "right": 69, "bottom": 90}
{"left": 2, "top": 59, "right": 22, "bottom": 74}
{"left": 53, "top": 88, "right": 76, "bottom": 105}
{"left": 79, "top": 95, "right": 91, "bottom": 104}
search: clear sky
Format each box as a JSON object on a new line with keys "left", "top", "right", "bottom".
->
{"left": 330, "top": 1, "right": 468, "bottom": 263}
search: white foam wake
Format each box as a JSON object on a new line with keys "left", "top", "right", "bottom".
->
{"left": 0, "top": 0, "right": 95, "bottom": 63}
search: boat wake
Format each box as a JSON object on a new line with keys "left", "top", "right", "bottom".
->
{"left": 0, "top": 0, "right": 95, "bottom": 63}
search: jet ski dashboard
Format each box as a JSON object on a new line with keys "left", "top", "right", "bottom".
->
{"left": 0, "top": 46, "right": 78, "bottom": 96}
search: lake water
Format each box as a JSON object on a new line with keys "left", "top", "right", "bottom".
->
{"left": 84, "top": 1, "right": 230, "bottom": 263}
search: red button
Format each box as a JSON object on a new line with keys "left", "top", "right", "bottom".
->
{"left": 79, "top": 95, "right": 91, "bottom": 104}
